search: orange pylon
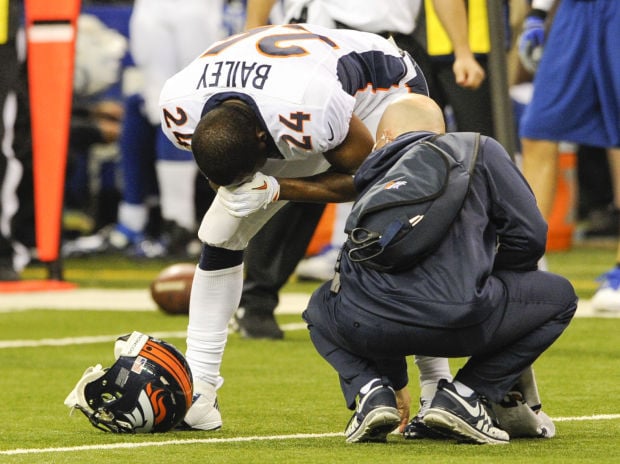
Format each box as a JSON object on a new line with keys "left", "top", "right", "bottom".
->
{"left": 25, "top": 0, "right": 80, "bottom": 281}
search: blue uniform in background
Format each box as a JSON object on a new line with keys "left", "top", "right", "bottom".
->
{"left": 520, "top": 0, "right": 620, "bottom": 148}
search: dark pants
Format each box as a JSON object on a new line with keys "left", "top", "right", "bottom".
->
{"left": 303, "top": 270, "right": 577, "bottom": 409}
{"left": 240, "top": 201, "right": 325, "bottom": 315}
{"left": 1, "top": 5, "right": 35, "bottom": 262}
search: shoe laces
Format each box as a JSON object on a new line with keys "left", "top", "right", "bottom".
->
{"left": 478, "top": 395, "right": 501, "bottom": 427}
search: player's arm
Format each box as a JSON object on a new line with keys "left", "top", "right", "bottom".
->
{"left": 216, "top": 114, "right": 374, "bottom": 217}
{"left": 431, "top": 0, "right": 485, "bottom": 89}
{"left": 517, "top": 0, "right": 557, "bottom": 73}
{"left": 277, "top": 114, "right": 374, "bottom": 203}
{"left": 244, "top": 0, "right": 278, "bottom": 30}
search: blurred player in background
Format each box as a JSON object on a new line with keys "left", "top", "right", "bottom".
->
{"left": 518, "top": 0, "right": 620, "bottom": 312}
{"left": 73, "top": 0, "right": 245, "bottom": 258}
{"left": 0, "top": 0, "right": 34, "bottom": 280}
{"left": 65, "top": 14, "right": 127, "bottom": 238}
{"left": 125, "top": 0, "right": 227, "bottom": 253}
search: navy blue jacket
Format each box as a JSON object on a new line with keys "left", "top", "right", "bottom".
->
{"left": 335, "top": 132, "right": 547, "bottom": 329}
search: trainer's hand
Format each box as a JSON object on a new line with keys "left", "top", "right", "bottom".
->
{"left": 518, "top": 10, "right": 546, "bottom": 73}
{"left": 395, "top": 386, "right": 411, "bottom": 433}
{"left": 218, "top": 172, "right": 280, "bottom": 217}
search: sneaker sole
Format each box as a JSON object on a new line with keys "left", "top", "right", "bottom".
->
{"left": 345, "top": 407, "right": 400, "bottom": 443}
{"left": 177, "top": 407, "right": 223, "bottom": 432}
{"left": 403, "top": 420, "right": 450, "bottom": 440}
{"left": 175, "top": 420, "right": 222, "bottom": 431}
{"left": 423, "top": 409, "right": 509, "bottom": 445}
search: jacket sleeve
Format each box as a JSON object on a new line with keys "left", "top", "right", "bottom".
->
{"left": 481, "top": 137, "right": 547, "bottom": 271}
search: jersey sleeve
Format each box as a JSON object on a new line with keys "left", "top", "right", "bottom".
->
{"left": 321, "top": 85, "right": 355, "bottom": 152}
{"left": 266, "top": 80, "right": 356, "bottom": 159}
{"left": 308, "top": 82, "right": 356, "bottom": 154}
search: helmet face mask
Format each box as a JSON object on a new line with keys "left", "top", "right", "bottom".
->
{"left": 65, "top": 332, "right": 193, "bottom": 433}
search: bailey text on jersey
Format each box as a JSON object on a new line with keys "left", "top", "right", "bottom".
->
{"left": 196, "top": 61, "right": 272, "bottom": 90}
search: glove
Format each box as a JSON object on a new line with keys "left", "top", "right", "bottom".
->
{"left": 218, "top": 172, "right": 280, "bottom": 217}
{"left": 517, "top": 10, "right": 547, "bottom": 73}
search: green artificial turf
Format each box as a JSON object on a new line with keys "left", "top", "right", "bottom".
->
{"left": 1, "top": 242, "right": 618, "bottom": 463}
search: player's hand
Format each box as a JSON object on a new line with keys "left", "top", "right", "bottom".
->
{"left": 518, "top": 10, "right": 547, "bottom": 73}
{"left": 395, "top": 386, "right": 411, "bottom": 433}
{"left": 218, "top": 172, "right": 280, "bottom": 217}
{"left": 452, "top": 55, "right": 485, "bottom": 90}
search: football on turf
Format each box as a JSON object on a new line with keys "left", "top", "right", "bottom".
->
{"left": 150, "top": 263, "right": 196, "bottom": 315}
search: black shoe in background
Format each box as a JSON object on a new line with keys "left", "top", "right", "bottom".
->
{"left": 0, "top": 258, "right": 19, "bottom": 281}
{"left": 233, "top": 308, "right": 284, "bottom": 340}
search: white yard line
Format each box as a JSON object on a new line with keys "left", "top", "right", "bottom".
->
{"left": 0, "top": 325, "right": 308, "bottom": 349}
{"left": 2, "top": 433, "right": 344, "bottom": 455}
{"left": 2, "top": 415, "right": 620, "bottom": 456}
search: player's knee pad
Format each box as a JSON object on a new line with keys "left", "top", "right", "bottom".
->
{"left": 198, "top": 242, "right": 243, "bottom": 270}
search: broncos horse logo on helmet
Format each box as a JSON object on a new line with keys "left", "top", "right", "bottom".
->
{"left": 64, "top": 331, "right": 193, "bottom": 433}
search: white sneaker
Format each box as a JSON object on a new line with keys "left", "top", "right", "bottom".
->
{"left": 536, "top": 410, "right": 556, "bottom": 438}
{"left": 295, "top": 247, "right": 340, "bottom": 281}
{"left": 179, "top": 380, "right": 222, "bottom": 431}
{"left": 590, "top": 267, "right": 620, "bottom": 312}
{"left": 591, "top": 287, "right": 620, "bottom": 312}
{"left": 491, "top": 391, "right": 555, "bottom": 438}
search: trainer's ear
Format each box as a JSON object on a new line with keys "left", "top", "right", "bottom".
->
{"left": 374, "top": 130, "right": 394, "bottom": 150}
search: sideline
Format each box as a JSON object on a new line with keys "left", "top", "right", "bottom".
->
{"left": 0, "top": 288, "right": 618, "bottom": 318}
{"left": 0, "top": 289, "right": 310, "bottom": 314}
{"left": 2, "top": 415, "right": 620, "bottom": 456}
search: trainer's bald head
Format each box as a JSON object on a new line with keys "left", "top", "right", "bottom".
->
{"left": 375, "top": 94, "right": 446, "bottom": 149}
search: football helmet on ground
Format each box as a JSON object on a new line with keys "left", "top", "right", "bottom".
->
{"left": 64, "top": 331, "right": 193, "bottom": 433}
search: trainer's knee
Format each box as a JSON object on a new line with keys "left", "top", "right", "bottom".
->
{"left": 198, "top": 242, "right": 244, "bottom": 270}
{"left": 550, "top": 273, "right": 578, "bottom": 322}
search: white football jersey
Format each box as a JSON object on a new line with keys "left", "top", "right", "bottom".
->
{"left": 159, "top": 23, "right": 425, "bottom": 177}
